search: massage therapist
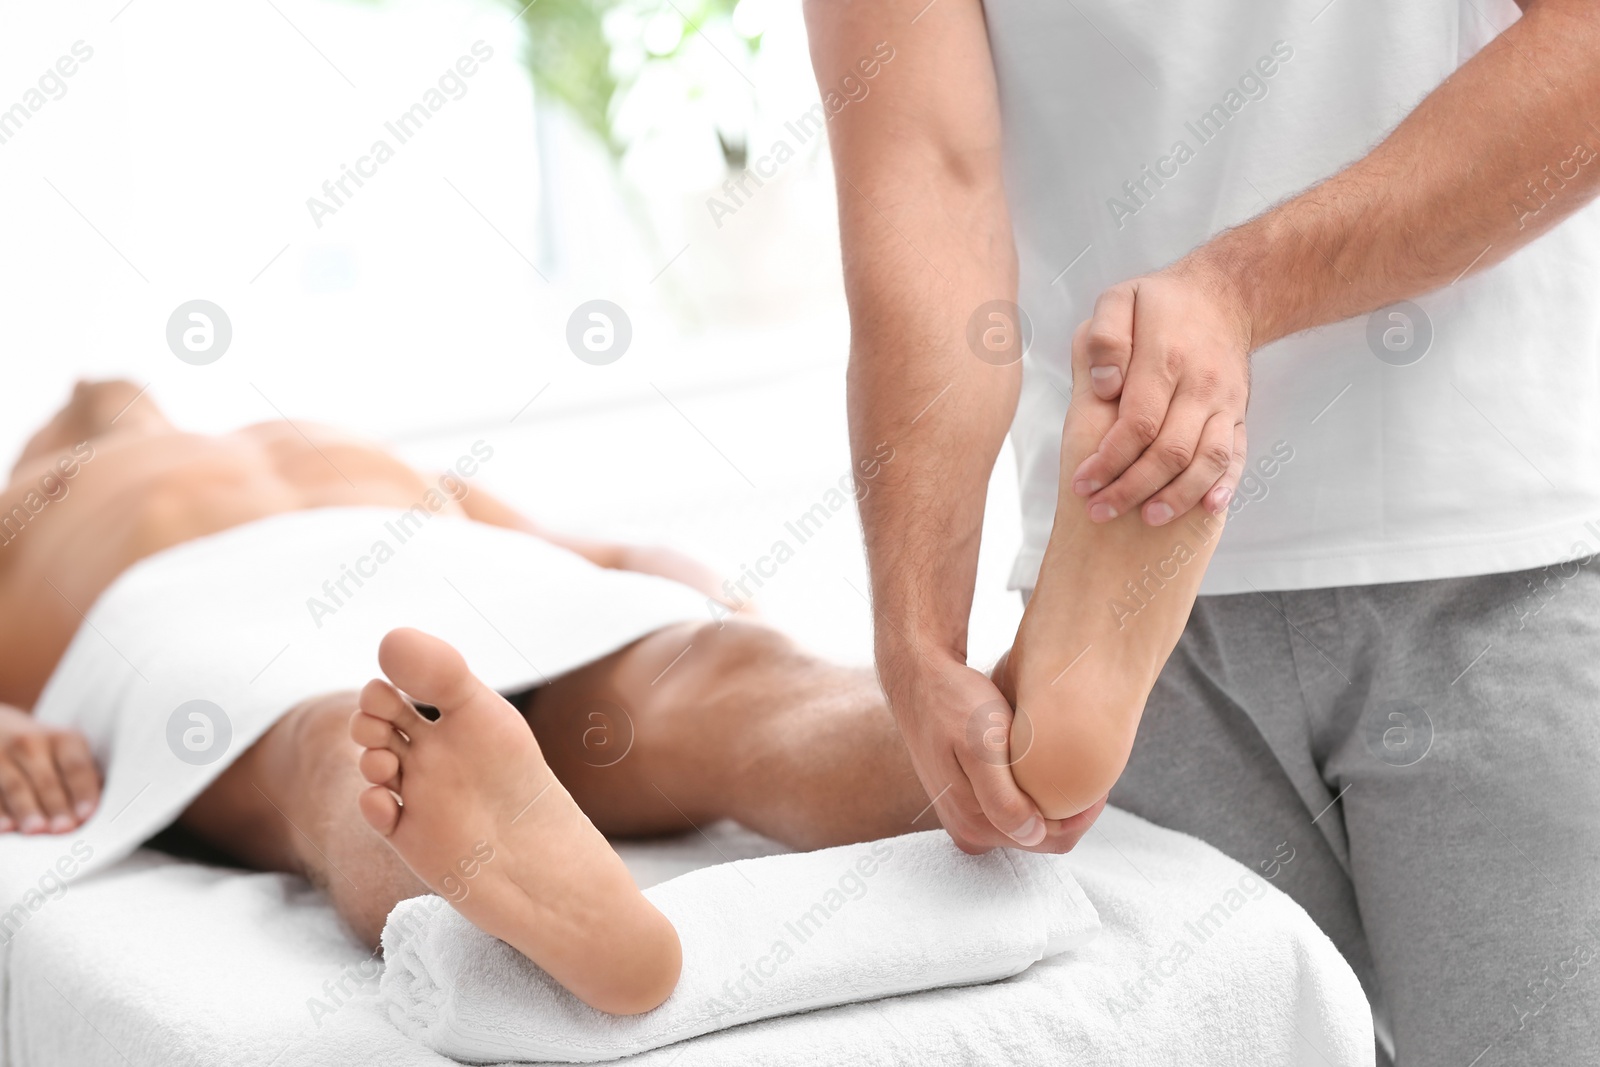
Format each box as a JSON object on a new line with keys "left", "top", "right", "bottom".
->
{"left": 806, "top": 1, "right": 1600, "bottom": 1063}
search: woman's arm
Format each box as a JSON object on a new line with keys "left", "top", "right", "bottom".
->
{"left": 456, "top": 486, "right": 743, "bottom": 612}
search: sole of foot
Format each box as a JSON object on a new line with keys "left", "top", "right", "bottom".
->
{"left": 350, "top": 627, "right": 681, "bottom": 1015}
{"left": 1000, "top": 337, "right": 1228, "bottom": 820}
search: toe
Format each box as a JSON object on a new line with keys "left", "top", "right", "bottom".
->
{"left": 377, "top": 628, "right": 483, "bottom": 712}
{"left": 357, "top": 785, "right": 402, "bottom": 836}
{"left": 359, "top": 678, "right": 428, "bottom": 732}
{"left": 349, "top": 707, "right": 407, "bottom": 751}
{"left": 359, "top": 746, "right": 401, "bottom": 788}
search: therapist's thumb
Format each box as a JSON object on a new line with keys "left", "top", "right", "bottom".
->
{"left": 964, "top": 755, "right": 1048, "bottom": 848}
{"left": 1077, "top": 284, "right": 1135, "bottom": 401}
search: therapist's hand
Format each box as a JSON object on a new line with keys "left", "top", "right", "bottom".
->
{"left": 881, "top": 646, "right": 1105, "bottom": 855}
{"left": 0, "top": 704, "right": 100, "bottom": 834}
{"left": 1068, "top": 260, "right": 1254, "bottom": 525}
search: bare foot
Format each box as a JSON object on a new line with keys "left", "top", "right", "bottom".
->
{"left": 999, "top": 328, "right": 1229, "bottom": 820}
{"left": 350, "top": 627, "right": 682, "bottom": 1015}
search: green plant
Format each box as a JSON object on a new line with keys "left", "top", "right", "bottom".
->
{"left": 514, "top": 0, "right": 759, "bottom": 158}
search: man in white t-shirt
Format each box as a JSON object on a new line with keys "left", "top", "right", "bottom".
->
{"left": 807, "top": 0, "right": 1600, "bottom": 1061}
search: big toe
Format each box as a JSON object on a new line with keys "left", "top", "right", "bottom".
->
{"left": 378, "top": 628, "right": 479, "bottom": 710}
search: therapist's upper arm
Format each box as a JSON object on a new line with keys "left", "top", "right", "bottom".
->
{"left": 802, "top": 0, "right": 1006, "bottom": 214}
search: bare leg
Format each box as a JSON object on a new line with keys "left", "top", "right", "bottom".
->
{"left": 178, "top": 691, "right": 428, "bottom": 946}
{"left": 178, "top": 621, "right": 933, "bottom": 961}
{"left": 523, "top": 619, "right": 931, "bottom": 851}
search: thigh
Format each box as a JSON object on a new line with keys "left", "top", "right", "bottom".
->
{"left": 1112, "top": 609, "right": 1381, "bottom": 1010}
{"left": 1328, "top": 566, "right": 1600, "bottom": 1067}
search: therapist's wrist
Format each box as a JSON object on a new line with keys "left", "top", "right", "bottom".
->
{"left": 1166, "top": 240, "right": 1264, "bottom": 355}
{"left": 1178, "top": 209, "right": 1330, "bottom": 352}
{"left": 873, "top": 627, "right": 966, "bottom": 693}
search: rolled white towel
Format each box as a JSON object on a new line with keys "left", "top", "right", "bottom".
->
{"left": 379, "top": 830, "right": 1100, "bottom": 1063}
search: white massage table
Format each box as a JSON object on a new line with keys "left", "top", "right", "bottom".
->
{"left": 0, "top": 808, "right": 1372, "bottom": 1066}
{"left": 0, "top": 394, "right": 1371, "bottom": 1065}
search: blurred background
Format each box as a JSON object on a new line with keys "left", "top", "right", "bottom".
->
{"left": 0, "top": 0, "right": 1022, "bottom": 667}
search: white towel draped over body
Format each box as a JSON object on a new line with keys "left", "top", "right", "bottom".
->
{"left": 379, "top": 831, "right": 1101, "bottom": 1063}
{"left": 1, "top": 507, "right": 715, "bottom": 882}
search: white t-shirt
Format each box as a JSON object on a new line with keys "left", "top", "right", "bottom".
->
{"left": 987, "top": 0, "right": 1600, "bottom": 595}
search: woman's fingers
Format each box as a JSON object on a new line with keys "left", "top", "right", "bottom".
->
{"left": 0, "top": 749, "right": 46, "bottom": 833}
{"left": 9, "top": 734, "right": 75, "bottom": 831}
{"left": 52, "top": 731, "right": 101, "bottom": 822}
{"left": 0, "top": 730, "right": 100, "bottom": 833}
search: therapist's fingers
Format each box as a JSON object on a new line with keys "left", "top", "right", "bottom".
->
{"left": 1029, "top": 794, "right": 1108, "bottom": 854}
{"left": 1082, "top": 393, "right": 1210, "bottom": 522}
{"left": 960, "top": 747, "right": 1049, "bottom": 850}
{"left": 0, "top": 750, "right": 47, "bottom": 833}
{"left": 1071, "top": 337, "right": 1177, "bottom": 503}
{"left": 51, "top": 731, "right": 101, "bottom": 823}
{"left": 1081, "top": 285, "right": 1136, "bottom": 401}
{"left": 10, "top": 734, "right": 75, "bottom": 831}
{"left": 1204, "top": 421, "right": 1249, "bottom": 516}
{"left": 1127, "top": 409, "right": 1237, "bottom": 525}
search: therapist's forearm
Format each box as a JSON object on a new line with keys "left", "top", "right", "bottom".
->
{"left": 808, "top": 0, "right": 1018, "bottom": 661}
{"left": 847, "top": 272, "right": 1017, "bottom": 660}
{"left": 1188, "top": 0, "right": 1600, "bottom": 350}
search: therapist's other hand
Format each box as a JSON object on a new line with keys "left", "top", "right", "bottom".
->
{"left": 0, "top": 704, "right": 100, "bottom": 834}
{"left": 1069, "top": 262, "right": 1253, "bottom": 525}
{"left": 881, "top": 647, "right": 1104, "bottom": 855}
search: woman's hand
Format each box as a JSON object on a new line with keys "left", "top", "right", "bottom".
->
{"left": 0, "top": 704, "right": 100, "bottom": 833}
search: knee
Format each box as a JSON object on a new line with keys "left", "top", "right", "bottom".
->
{"left": 645, "top": 618, "right": 802, "bottom": 702}
{"left": 693, "top": 618, "right": 801, "bottom": 673}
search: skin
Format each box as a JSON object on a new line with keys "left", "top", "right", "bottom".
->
{"left": 998, "top": 328, "right": 1229, "bottom": 820}
{"left": 805, "top": 0, "right": 1594, "bottom": 848}
{"left": 0, "top": 381, "right": 733, "bottom": 833}
{"left": 804, "top": 0, "right": 1061, "bottom": 854}
{"left": 0, "top": 381, "right": 1104, "bottom": 1013}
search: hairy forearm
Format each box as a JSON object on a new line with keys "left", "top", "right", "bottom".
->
{"left": 847, "top": 244, "right": 1019, "bottom": 660}
{"left": 809, "top": 0, "right": 1020, "bottom": 662}
{"left": 1188, "top": 0, "right": 1600, "bottom": 348}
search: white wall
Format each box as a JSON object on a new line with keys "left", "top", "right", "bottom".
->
{"left": 0, "top": 0, "right": 1024, "bottom": 666}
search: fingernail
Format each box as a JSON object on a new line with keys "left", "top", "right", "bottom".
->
{"left": 1011, "top": 816, "right": 1046, "bottom": 847}
{"left": 1146, "top": 501, "right": 1174, "bottom": 526}
{"left": 20, "top": 815, "right": 46, "bottom": 834}
{"left": 75, "top": 801, "right": 95, "bottom": 820}
{"left": 1088, "top": 503, "right": 1117, "bottom": 522}
{"left": 1088, "top": 366, "right": 1123, "bottom": 394}
{"left": 1211, "top": 487, "right": 1233, "bottom": 513}
{"left": 48, "top": 815, "right": 72, "bottom": 833}
{"left": 1072, "top": 478, "right": 1102, "bottom": 496}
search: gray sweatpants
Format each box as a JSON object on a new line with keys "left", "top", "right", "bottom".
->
{"left": 1100, "top": 563, "right": 1600, "bottom": 1066}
